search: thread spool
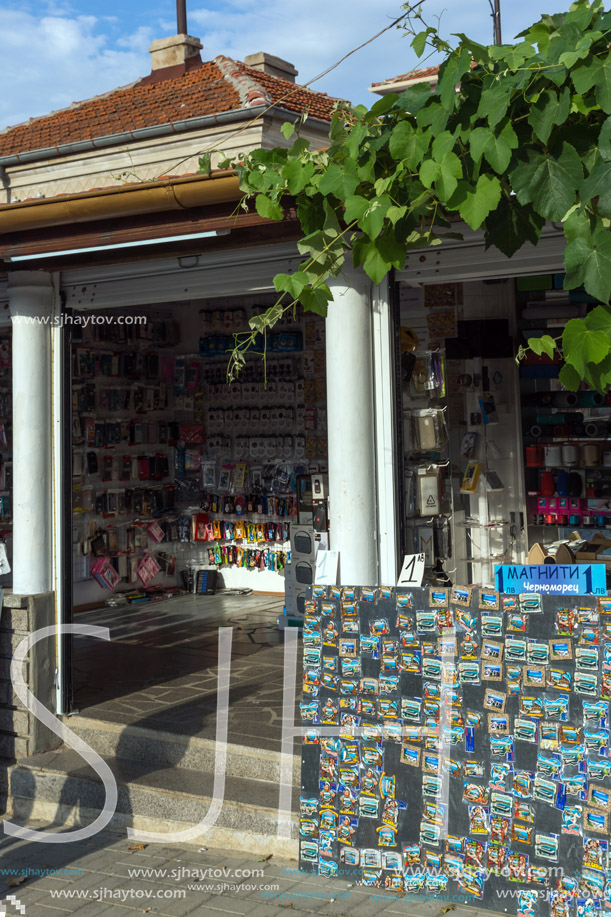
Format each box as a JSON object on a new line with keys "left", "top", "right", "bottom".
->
{"left": 585, "top": 422, "right": 602, "bottom": 437}
{"left": 529, "top": 425, "right": 544, "bottom": 438}
{"left": 524, "top": 468, "right": 540, "bottom": 494}
{"left": 561, "top": 443, "right": 580, "bottom": 467}
{"left": 582, "top": 443, "right": 600, "bottom": 466}
{"left": 544, "top": 444, "right": 563, "bottom": 466}
{"left": 603, "top": 451, "right": 611, "bottom": 468}
{"left": 577, "top": 391, "right": 604, "bottom": 407}
{"left": 573, "top": 423, "right": 585, "bottom": 436}
{"left": 582, "top": 514, "right": 593, "bottom": 526}
{"left": 552, "top": 392, "right": 579, "bottom": 408}
{"left": 526, "top": 444, "right": 544, "bottom": 467}
{"left": 553, "top": 424, "right": 569, "bottom": 437}
{"left": 597, "top": 514, "right": 606, "bottom": 527}
{"left": 545, "top": 513, "right": 557, "bottom": 525}
{"left": 569, "top": 514, "right": 581, "bottom": 525}
{"left": 532, "top": 392, "right": 553, "bottom": 406}
{"left": 557, "top": 513, "right": 569, "bottom": 525}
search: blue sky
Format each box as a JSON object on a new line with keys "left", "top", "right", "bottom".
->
{"left": 0, "top": 0, "right": 574, "bottom": 130}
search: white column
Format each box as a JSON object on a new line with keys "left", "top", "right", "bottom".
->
{"left": 8, "top": 271, "right": 54, "bottom": 595}
{"left": 372, "top": 281, "right": 399, "bottom": 585}
{"left": 325, "top": 265, "right": 378, "bottom": 585}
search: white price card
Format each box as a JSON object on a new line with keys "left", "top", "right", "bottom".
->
{"left": 397, "top": 553, "right": 425, "bottom": 587}
{"left": 315, "top": 549, "right": 339, "bottom": 586}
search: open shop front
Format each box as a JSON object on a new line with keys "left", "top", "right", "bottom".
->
{"left": 297, "top": 228, "right": 611, "bottom": 910}
{"left": 65, "top": 264, "right": 328, "bottom": 742}
{"left": 394, "top": 224, "right": 611, "bottom": 591}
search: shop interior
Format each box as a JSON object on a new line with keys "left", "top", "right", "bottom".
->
{"left": 68, "top": 295, "right": 327, "bottom": 733}
{"left": 397, "top": 272, "right": 611, "bottom": 589}
{"left": 1, "top": 268, "right": 607, "bottom": 731}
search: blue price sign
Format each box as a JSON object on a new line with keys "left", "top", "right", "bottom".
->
{"left": 494, "top": 564, "right": 607, "bottom": 596}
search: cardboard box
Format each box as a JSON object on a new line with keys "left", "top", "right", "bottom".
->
{"left": 573, "top": 533, "right": 611, "bottom": 562}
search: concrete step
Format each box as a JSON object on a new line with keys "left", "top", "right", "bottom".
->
{"left": 63, "top": 714, "right": 301, "bottom": 784}
{"left": 7, "top": 748, "right": 299, "bottom": 858}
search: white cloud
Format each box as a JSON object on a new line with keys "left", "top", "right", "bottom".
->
{"left": 0, "top": 0, "right": 577, "bottom": 133}
{"left": 0, "top": 9, "right": 153, "bottom": 130}
{"left": 189, "top": 0, "right": 574, "bottom": 104}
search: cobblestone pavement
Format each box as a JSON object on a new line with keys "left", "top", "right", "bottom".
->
{"left": 0, "top": 825, "right": 500, "bottom": 917}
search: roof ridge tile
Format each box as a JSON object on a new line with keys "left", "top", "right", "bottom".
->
{"left": 215, "top": 55, "right": 273, "bottom": 108}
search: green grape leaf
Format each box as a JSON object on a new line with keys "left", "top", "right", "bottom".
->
{"left": 344, "top": 195, "right": 371, "bottom": 224}
{"left": 580, "top": 158, "right": 611, "bottom": 217}
{"left": 585, "top": 304, "right": 611, "bottom": 340}
{"left": 528, "top": 88, "right": 571, "bottom": 144}
{"left": 440, "top": 153, "right": 464, "bottom": 201}
{"left": 273, "top": 271, "right": 309, "bottom": 298}
{"left": 282, "top": 159, "right": 314, "bottom": 195}
{"left": 411, "top": 30, "right": 429, "bottom": 57}
{"left": 558, "top": 363, "right": 582, "bottom": 391}
{"left": 484, "top": 195, "right": 544, "bottom": 257}
{"left": 454, "top": 174, "right": 502, "bottom": 230}
{"left": 476, "top": 83, "right": 511, "bottom": 128}
{"left": 255, "top": 194, "right": 284, "bottom": 221}
{"left": 358, "top": 196, "right": 391, "bottom": 240}
{"left": 599, "top": 116, "right": 611, "bottom": 162}
{"left": 437, "top": 47, "right": 472, "bottom": 111}
{"left": 562, "top": 318, "right": 610, "bottom": 377}
{"left": 528, "top": 335, "right": 557, "bottom": 359}
{"left": 511, "top": 144, "right": 582, "bottom": 221}
{"left": 318, "top": 163, "right": 358, "bottom": 201}
{"left": 564, "top": 227, "right": 611, "bottom": 304}
{"left": 469, "top": 121, "right": 518, "bottom": 173}
{"left": 389, "top": 121, "right": 429, "bottom": 168}
{"left": 360, "top": 237, "right": 394, "bottom": 284}
{"left": 299, "top": 284, "right": 333, "bottom": 317}
{"left": 396, "top": 83, "right": 433, "bottom": 114}
{"left": 595, "top": 56, "right": 611, "bottom": 113}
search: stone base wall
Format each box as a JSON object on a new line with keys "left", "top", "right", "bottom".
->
{"left": 0, "top": 592, "right": 61, "bottom": 812}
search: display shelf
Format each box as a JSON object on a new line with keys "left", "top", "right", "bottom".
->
{"left": 517, "top": 273, "right": 611, "bottom": 556}
{"left": 401, "top": 350, "right": 455, "bottom": 581}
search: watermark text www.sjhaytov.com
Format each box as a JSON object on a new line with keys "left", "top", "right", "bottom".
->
{"left": 11, "top": 313, "right": 147, "bottom": 327}
{"left": 0, "top": 867, "right": 84, "bottom": 877}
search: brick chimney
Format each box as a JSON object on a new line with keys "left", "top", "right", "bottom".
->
{"left": 148, "top": 34, "right": 203, "bottom": 74}
{"left": 244, "top": 52, "right": 298, "bottom": 82}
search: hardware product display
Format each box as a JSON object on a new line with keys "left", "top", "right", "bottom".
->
{"left": 519, "top": 274, "right": 611, "bottom": 542}
{"left": 70, "top": 303, "right": 327, "bottom": 596}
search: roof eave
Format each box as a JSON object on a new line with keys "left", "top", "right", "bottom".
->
{"left": 0, "top": 103, "right": 333, "bottom": 168}
{"left": 0, "top": 170, "right": 242, "bottom": 233}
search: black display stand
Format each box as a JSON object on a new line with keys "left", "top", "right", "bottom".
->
{"left": 299, "top": 586, "right": 611, "bottom": 917}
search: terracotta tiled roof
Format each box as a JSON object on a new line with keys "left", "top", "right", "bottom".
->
{"left": 371, "top": 66, "right": 440, "bottom": 88}
{"left": 0, "top": 55, "right": 340, "bottom": 158}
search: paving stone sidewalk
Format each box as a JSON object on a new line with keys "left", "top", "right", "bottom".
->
{"left": 0, "top": 824, "right": 503, "bottom": 917}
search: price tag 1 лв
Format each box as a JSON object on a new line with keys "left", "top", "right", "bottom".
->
{"left": 397, "top": 553, "right": 425, "bottom": 587}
